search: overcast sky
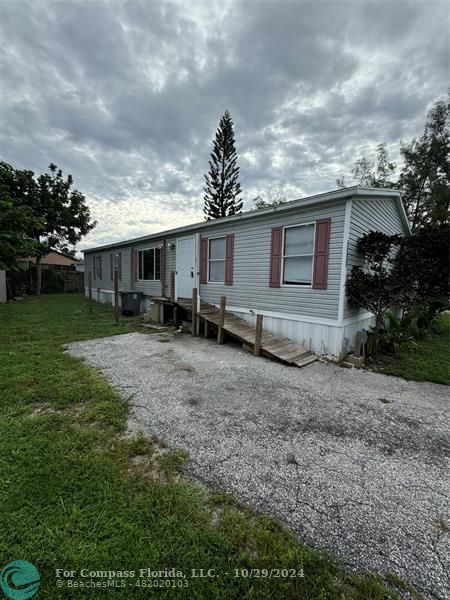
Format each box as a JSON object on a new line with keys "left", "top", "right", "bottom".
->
{"left": 0, "top": 0, "right": 448, "bottom": 250}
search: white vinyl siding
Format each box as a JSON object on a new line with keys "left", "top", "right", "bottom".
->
{"left": 85, "top": 201, "right": 345, "bottom": 320}
{"left": 344, "top": 197, "right": 407, "bottom": 319}
{"left": 86, "top": 248, "right": 130, "bottom": 290}
{"left": 83, "top": 191, "right": 408, "bottom": 355}
{"left": 199, "top": 200, "right": 346, "bottom": 320}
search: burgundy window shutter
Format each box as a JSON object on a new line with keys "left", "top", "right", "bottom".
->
{"left": 269, "top": 227, "right": 282, "bottom": 288}
{"left": 130, "top": 248, "right": 136, "bottom": 282}
{"left": 312, "top": 218, "right": 331, "bottom": 290}
{"left": 110, "top": 254, "right": 113, "bottom": 280}
{"left": 225, "top": 234, "right": 234, "bottom": 285}
{"left": 160, "top": 244, "right": 164, "bottom": 283}
{"left": 92, "top": 257, "right": 96, "bottom": 280}
{"left": 199, "top": 238, "right": 208, "bottom": 284}
{"left": 98, "top": 255, "right": 102, "bottom": 280}
{"left": 134, "top": 249, "right": 139, "bottom": 281}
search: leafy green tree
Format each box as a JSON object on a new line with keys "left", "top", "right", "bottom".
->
{"left": 1, "top": 162, "right": 95, "bottom": 293}
{"left": 0, "top": 162, "right": 42, "bottom": 270}
{"left": 374, "top": 143, "right": 397, "bottom": 188}
{"left": 394, "top": 223, "right": 450, "bottom": 321}
{"left": 203, "top": 111, "right": 243, "bottom": 220}
{"left": 254, "top": 187, "right": 287, "bottom": 209}
{"left": 30, "top": 164, "right": 96, "bottom": 294}
{"left": 352, "top": 156, "right": 375, "bottom": 186}
{"left": 336, "top": 176, "right": 346, "bottom": 189}
{"left": 351, "top": 143, "right": 397, "bottom": 188}
{"left": 399, "top": 94, "right": 450, "bottom": 231}
{"left": 348, "top": 95, "right": 449, "bottom": 230}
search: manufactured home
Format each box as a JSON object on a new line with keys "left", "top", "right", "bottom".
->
{"left": 83, "top": 186, "right": 409, "bottom": 359}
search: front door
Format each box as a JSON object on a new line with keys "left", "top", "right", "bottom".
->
{"left": 176, "top": 236, "right": 196, "bottom": 299}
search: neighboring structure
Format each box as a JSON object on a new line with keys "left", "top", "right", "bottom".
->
{"left": 83, "top": 187, "right": 410, "bottom": 358}
{"left": 23, "top": 250, "right": 80, "bottom": 270}
{"left": 7, "top": 250, "right": 83, "bottom": 297}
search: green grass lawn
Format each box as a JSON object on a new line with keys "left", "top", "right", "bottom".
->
{"left": 0, "top": 294, "right": 401, "bottom": 599}
{"left": 381, "top": 313, "right": 450, "bottom": 385}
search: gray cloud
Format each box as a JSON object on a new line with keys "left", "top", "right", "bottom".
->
{"left": 0, "top": 0, "right": 447, "bottom": 249}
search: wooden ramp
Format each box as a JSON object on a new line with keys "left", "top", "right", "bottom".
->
{"left": 174, "top": 298, "right": 317, "bottom": 369}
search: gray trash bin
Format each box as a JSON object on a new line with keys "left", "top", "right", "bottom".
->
{"left": 120, "top": 291, "right": 143, "bottom": 316}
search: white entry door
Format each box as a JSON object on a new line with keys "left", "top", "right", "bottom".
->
{"left": 176, "top": 236, "right": 196, "bottom": 299}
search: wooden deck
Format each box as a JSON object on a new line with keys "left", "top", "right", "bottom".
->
{"left": 174, "top": 298, "right": 317, "bottom": 369}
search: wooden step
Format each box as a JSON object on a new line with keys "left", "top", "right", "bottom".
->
{"left": 261, "top": 333, "right": 275, "bottom": 340}
{"left": 227, "top": 323, "right": 252, "bottom": 334}
{"left": 292, "top": 354, "right": 318, "bottom": 368}
{"left": 265, "top": 345, "right": 301, "bottom": 359}
{"left": 284, "top": 349, "right": 312, "bottom": 363}
{"left": 262, "top": 338, "right": 294, "bottom": 352}
{"left": 276, "top": 348, "right": 311, "bottom": 362}
{"left": 202, "top": 314, "right": 219, "bottom": 323}
{"left": 176, "top": 298, "right": 316, "bottom": 369}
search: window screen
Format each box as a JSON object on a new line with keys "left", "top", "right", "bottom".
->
{"left": 282, "top": 224, "right": 314, "bottom": 285}
{"left": 208, "top": 238, "right": 226, "bottom": 282}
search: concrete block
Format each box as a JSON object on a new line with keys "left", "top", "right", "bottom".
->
{"left": 345, "top": 355, "right": 365, "bottom": 368}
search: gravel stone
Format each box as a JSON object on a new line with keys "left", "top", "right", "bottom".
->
{"left": 66, "top": 332, "right": 450, "bottom": 599}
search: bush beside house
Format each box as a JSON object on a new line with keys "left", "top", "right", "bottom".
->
{"left": 347, "top": 224, "right": 450, "bottom": 358}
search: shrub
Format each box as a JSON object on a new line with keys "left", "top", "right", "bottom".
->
{"left": 347, "top": 225, "right": 449, "bottom": 358}
{"left": 394, "top": 223, "right": 450, "bottom": 327}
{"left": 347, "top": 232, "right": 403, "bottom": 331}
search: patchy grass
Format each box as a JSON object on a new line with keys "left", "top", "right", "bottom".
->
{"left": 434, "top": 514, "right": 450, "bottom": 534}
{"left": 380, "top": 314, "right": 450, "bottom": 385}
{"left": 0, "top": 294, "right": 400, "bottom": 599}
{"left": 385, "top": 573, "right": 421, "bottom": 600}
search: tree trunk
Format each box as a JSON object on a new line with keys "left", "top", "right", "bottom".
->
{"left": 36, "top": 257, "right": 42, "bottom": 295}
{"left": 375, "top": 311, "right": 385, "bottom": 332}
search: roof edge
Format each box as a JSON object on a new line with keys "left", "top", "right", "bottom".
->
{"left": 83, "top": 186, "right": 404, "bottom": 253}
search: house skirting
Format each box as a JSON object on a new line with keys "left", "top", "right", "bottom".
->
{"left": 212, "top": 305, "right": 375, "bottom": 359}
{"left": 84, "top": 288, "right": 156, "bottom": 312}
{"left": 85, "top": 287, "right": 120, "bottom": 307}
{"left": 85, "top": 288, "right": 374, "bottom": 359}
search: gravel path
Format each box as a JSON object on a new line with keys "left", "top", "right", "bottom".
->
{"left": 67, "top": 332, "right": 450, "bottom": 599}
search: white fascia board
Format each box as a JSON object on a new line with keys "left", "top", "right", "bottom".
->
{"left": 396, "top": 195, "right": 411, "bottom": 235}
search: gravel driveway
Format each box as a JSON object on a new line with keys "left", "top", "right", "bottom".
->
{"left": 67, "top": 332, "right": 450, "bottom": 599}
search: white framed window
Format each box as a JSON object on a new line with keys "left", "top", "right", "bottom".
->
{"left": 208, "top": 237, "right": 226, "bottom": 282}
{"left": 138, "top": 247, "right": 161, "bottom": 281}
{"left": 282, "top": 223, "right": 315, "bottom": 286}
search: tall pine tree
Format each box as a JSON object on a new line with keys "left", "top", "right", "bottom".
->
{"left": 203, "top": 111, "right": 243, "bottom": 220}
